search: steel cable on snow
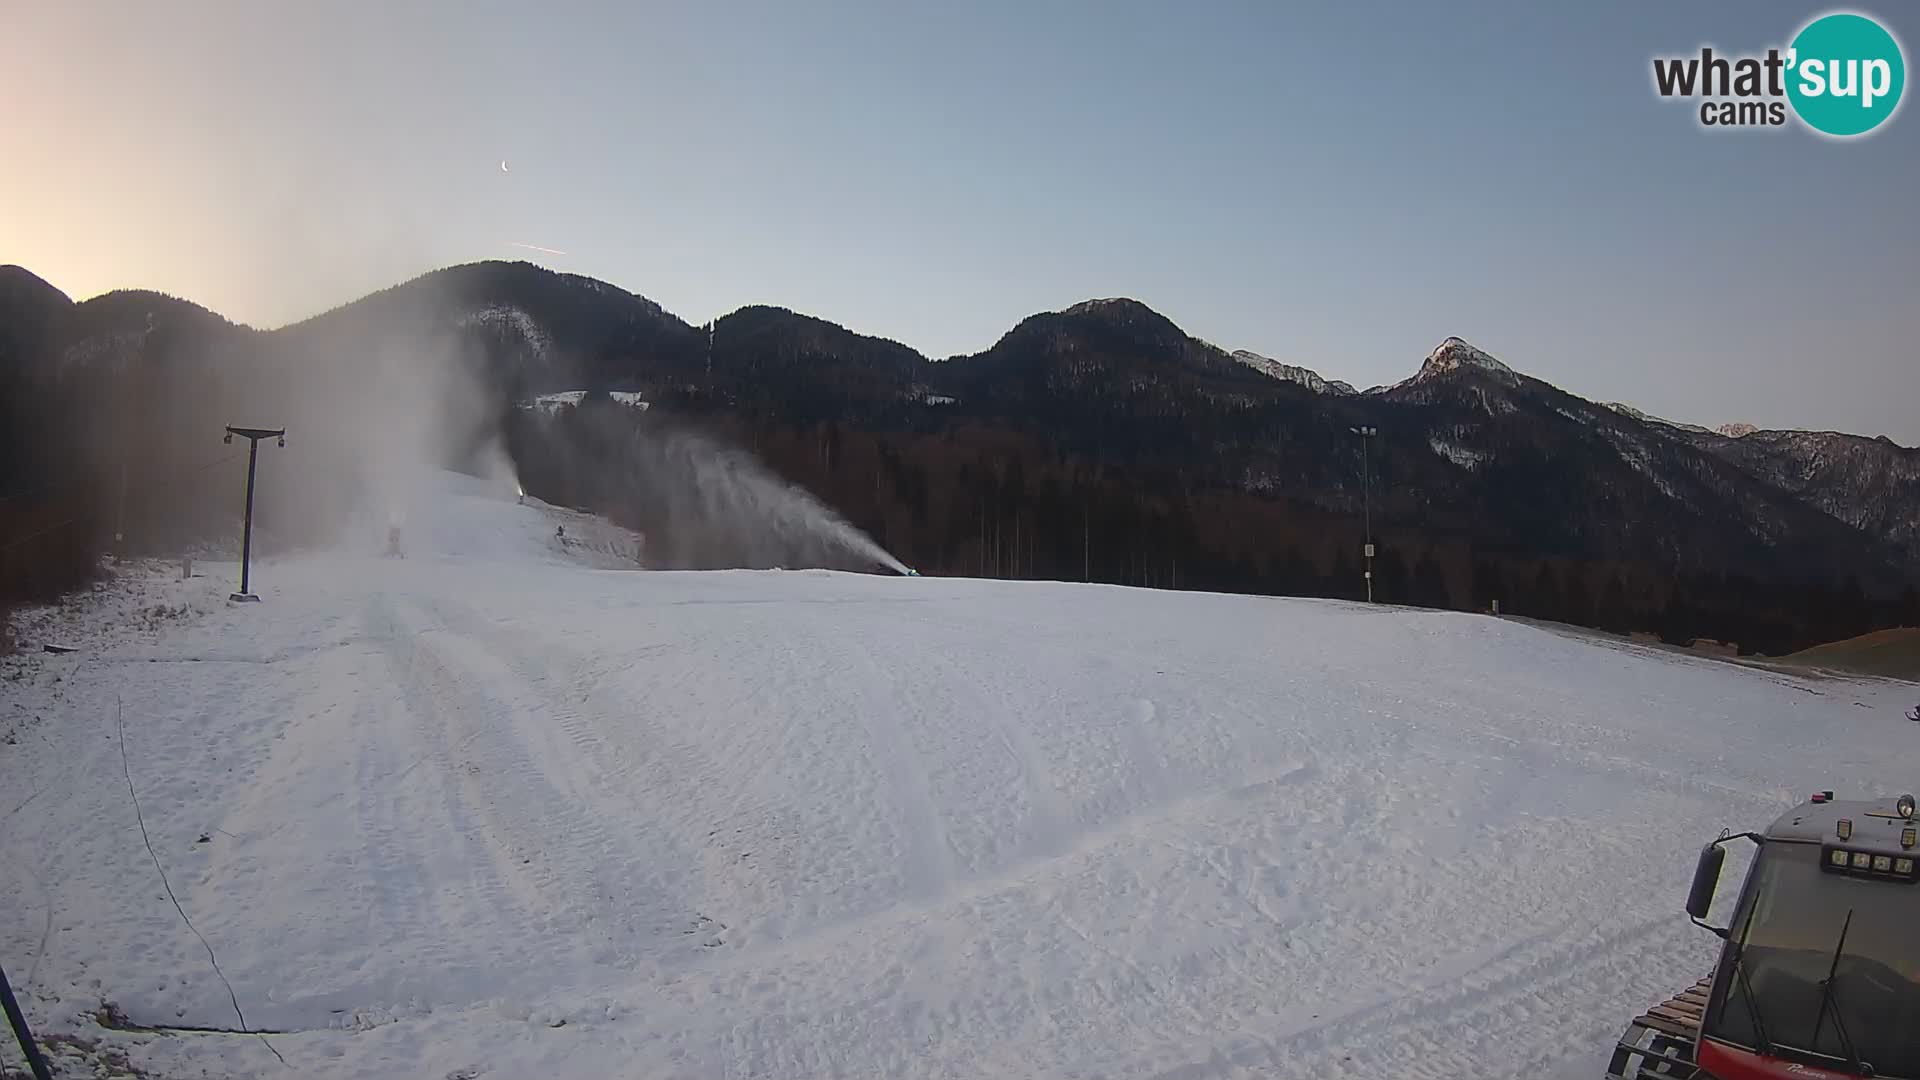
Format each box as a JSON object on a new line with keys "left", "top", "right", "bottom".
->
{"left": 116, "top": 695, "right": 287, "bottom": 1067}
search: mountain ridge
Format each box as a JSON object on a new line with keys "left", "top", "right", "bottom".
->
{"left": 8, "top": 261, "right": 1909, "bottom": 449}
{"left": 5, "top": 259, "right": 1917, "bottom": 655}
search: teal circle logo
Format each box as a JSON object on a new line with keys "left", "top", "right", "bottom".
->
{"left": 1787, "top": 13, "right": 1905, "bottom": 136}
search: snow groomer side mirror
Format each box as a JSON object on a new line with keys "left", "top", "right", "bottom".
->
{"left": 1686, "top": 842, "right": 1723, "bottom": 922}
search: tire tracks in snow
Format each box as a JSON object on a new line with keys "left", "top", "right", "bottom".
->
{"left": 352, "top": 591, "right": 543, "bottom": 1008}
{"left": 1139, "top": 907, "right": 1690, "bottom": 1080}
{"left": 813, "top": 626, "right": 961, "bottom": 902}
{"left": 375, "top": 591, "right": 701, "bottom": 976}
{"left": 913, "top": 643, "right": 1078, "bottom": 866}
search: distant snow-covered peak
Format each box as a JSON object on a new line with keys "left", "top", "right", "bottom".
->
{"left": 1604, "top": 401, "right": 1712, "bottom": 435}
{"left": 1717, "top": 422, "right": 1758, "bottom": 438}
{"left": 1055, "top": 297, "right": 1185, "bottom": 342}
{"left": 1415, "top": 337, "right": 1519, "bottom": 385}
{"left": 1063, "top": 297, "right": 1148, "bottom": 317}
{"left": 1229, "top": 350, "right": 1356, "bottom": 395}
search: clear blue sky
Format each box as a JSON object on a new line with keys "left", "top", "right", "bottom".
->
{"left": 4, "top": 2, "right": 1915, "bottom": 441}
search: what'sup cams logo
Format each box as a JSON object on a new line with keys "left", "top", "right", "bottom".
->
{"left": 1652, "top": 11, "right": 1905, "bottom": 136}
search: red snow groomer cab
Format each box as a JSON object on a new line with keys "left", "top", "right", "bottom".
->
{"left": 1609, "top": 792, "right": 1919, "bottom": 1080}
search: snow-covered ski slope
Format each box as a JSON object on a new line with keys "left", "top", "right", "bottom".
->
{"left": 3, "top": 472, "right": 1914, "bottom": 1080}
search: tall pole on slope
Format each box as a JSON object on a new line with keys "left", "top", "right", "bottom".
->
{"left": 224, "top": 426, "right": 285, "bottom": 603}
{"left": 1, "top": 961, "right": 53, "bottom": 1080}
{"left": 1351, "top": 426, "right": 1377, "bottom": 603}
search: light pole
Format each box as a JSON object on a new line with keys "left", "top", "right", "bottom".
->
{"left": 1350, "top": 425, "right": 1377, "bottom": 602}
{"left": 223, "top": 426, "right": 285, "bottom": 603}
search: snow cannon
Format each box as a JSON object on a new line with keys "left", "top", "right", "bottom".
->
{"left": 901, "top": 567, "right": 920, "bottom": 577}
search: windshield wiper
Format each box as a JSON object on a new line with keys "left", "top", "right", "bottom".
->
{"left": 1719, "top": 890, "right": 1775, "bottom": 1056}
{"left": 1805, "top": 908, "right": 1869, "bottom": 1077}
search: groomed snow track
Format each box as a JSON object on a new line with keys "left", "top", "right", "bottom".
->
{"left": 2, "top": 472, "right": 1914, "bottom": 1079}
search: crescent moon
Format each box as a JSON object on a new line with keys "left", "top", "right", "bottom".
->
{"left": 500, "top": 160, "right": 510, "bottom": 173}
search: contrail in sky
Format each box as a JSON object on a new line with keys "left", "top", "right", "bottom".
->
{"left": 509, "top": 242, "right": 568, "bottom": 256}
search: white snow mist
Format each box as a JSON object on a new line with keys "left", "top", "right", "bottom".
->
{"left": 644, "top": 429, "right": 907, "bottom": 574}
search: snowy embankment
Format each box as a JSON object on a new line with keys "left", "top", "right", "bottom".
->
{"left": 2, "top": 472, "right": 1913, "bottom": 1079}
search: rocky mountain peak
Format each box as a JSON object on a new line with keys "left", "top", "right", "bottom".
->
{"left": 1415, "top": 336, "right": 1519, "bottom": 385}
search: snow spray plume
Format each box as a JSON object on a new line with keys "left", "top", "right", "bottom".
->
{"left": 650, "top": 429, "right": 906, "bottom": 573}
{"left": 213, "top": 285, "right": 523, "bottom": 557}
{"left": 45, "top": 271, "right": 535, "bottom": 564}
{"left": 540, "top": 409, "right": 905, "bottom": 573}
